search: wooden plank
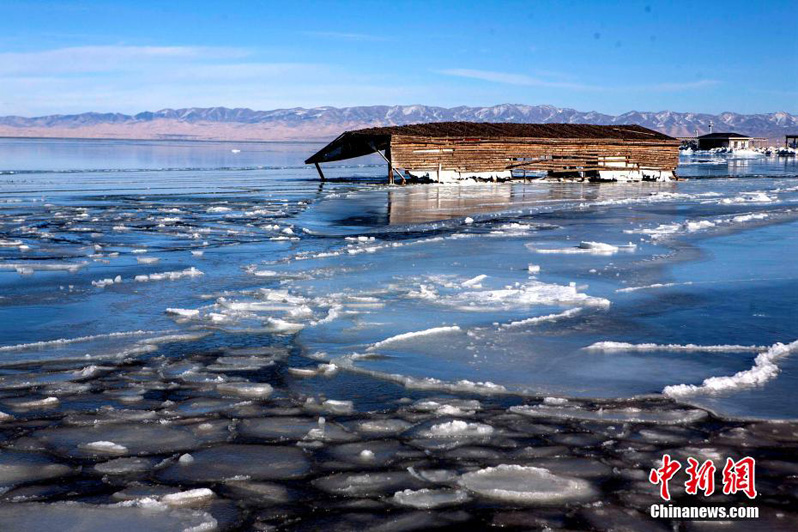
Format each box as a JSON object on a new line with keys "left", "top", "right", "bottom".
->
{"left": 389, "top": 134, "right": 679, "bottom": 176}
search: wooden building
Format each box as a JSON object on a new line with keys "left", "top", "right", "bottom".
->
{"left": 786, "top": 134, "right": 798, "bottom": 149}
{"left": 306, "top": 122, "right": 680, "bottom": 184}
{"left": 696, "top": 132, "right": 753, "bottom": 150}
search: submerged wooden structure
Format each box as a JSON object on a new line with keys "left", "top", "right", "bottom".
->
{"left": 306, "top": 122, "right": 680, "bottom": 183}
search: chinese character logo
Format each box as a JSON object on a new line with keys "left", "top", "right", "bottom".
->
{"left": 649, "top": 454, "right": 681, "bottom": 501}
{"left": 649, "top": 455, "right": 757, "bottom": 501}
{"left": 685, "top": 457, "right": 716, "bottom": 496}
{"left": 722, "top": 457, "right": 757, "bottom": 499}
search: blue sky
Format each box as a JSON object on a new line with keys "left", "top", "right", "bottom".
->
{"left": 0, "top": 0, "right": 795, "bottom": 116}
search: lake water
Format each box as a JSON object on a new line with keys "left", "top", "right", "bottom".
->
{"left": 1, "top": 139, "right": 797, "bottom": 529}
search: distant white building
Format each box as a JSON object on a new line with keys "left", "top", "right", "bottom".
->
{"left": 696, "top": 132, "right": 753, "bottom": 150}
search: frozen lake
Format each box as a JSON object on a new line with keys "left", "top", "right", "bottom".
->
{"left": 2, "top": 139, "right": 797, "bottom": 418}
{"left": 1, "top": 138, "right": 797, "bottom": 529}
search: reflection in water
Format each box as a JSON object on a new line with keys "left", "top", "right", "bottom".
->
{"left": 385, "top": 182, "right": 680, "bottom": 224}
{"left": 388, "top": 185, "right": 512, "bottom": 224}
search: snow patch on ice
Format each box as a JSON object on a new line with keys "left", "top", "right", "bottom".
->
{"left": 664, "top": 339, "right": 798, "bottom": 397}
{"left": 392, "top": 488, "right": 470, "bottom": 509}
{"left": 720, "top": 192, "right": 776, "bottom": 204}
{"left": 134, "top": 267, "right": 203, "bottom": 282}
{"left": 368, "top": 326, "right": 461, "bottom": 351}
{"left": 499, "top": 308, "right": 582, "bottom": 329}
{"left": 425, "top": 420, "right": 494, "bottom": 438}
{"left": 161, "top": 488, "right": 215, "bottom": 508}
{"left": 585, "top": 341, "right": 763, "bottom": 353}
{"left": 0, "top": 330, "right": 160, "bottom": 353}
{"left": 80, "top": 441, "right": 129, "bottom": 454}
{"left": 616, "top": 282, "right": 689, "bottom": 293}
{"left": 529, "top": 241, "right": 636, "bottom": 255}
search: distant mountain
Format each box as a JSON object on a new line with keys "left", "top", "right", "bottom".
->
{"left": 1, "top": 104, "right": 795, "bottom": 142}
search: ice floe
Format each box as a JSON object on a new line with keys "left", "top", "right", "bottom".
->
{"left": 0, "top": 330, "right": 159, "bottom": 353}
{"left": 720, "top": 191, "right": 777, "bottom": 204}
{"left": 368, "top": 326, "right": 462, "bottom": 351}
{"left": 392, "top": 488, "right": 471, "bottom": 509}
{"left": 79, "top": 441, "right": 129, "bottom": 454}
{"left": 499, "top": 308, "right": 582, "bottom": 329}
{"left": 627, "top": 208, "right": 782, "bottom": 240}
{"left": 0, "top": 261, "right": 87, "bottom": 274}
{"left": 529, "top": 241, "right": 637, "bottom": 255}
{"left": 616, "top": 282, "right": 688, "bottom": 293}
{"left": 664, "top": 339, "right": 798, "bottom": 397}
{"left": 0, "top": 451, "right": 73, "bottom": 486}
{"left": 160, "top": 488, "right": 216, "bottom": 508}
{"left": 34, "top": 422, "right": 210, "bottom": 458}
{"left": 134, "top": 267, "right": 203, "bottom": 282}
{"left": 0, "top": 501, "right": 219, "bottom": 532}
{"left": 585, "top": 342, "right": 763, "bottom": 353}
{"left": 158, "top": 444, "right": 311, "bottom": 482}
{"left": 510, "top": 404, "right": 708, "bottom": 424}
{"left": 313, "top": 471, "right": 425, "bottom": 498}
{"left": 405, "top": 276, "right": 610, "bottom": 312}
{"left": 92, "top": 275, "right": 122, "bottom": 288}
{"left": 457, "top": 465, "right": 596, "bottom": 505}
{"left": 215, "top": 382, "right": 273, "bottom": 399}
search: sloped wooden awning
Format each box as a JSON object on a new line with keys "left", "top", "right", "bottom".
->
{"left": 305, "top": 131, "right": 391, "bottom": 164}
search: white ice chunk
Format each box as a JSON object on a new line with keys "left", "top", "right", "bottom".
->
{"left": 529, "top": 241, "right": 636, "bottom": 255}
{"left": 510, "top": 404, "right": 708, "bottom": 425}
{"left": 424, "top": 420, "right": 494, "bottom": 438}
{"left": 0, "top": 501, "right": 218, "bottom": 531}
{"left": 134, "top": 267, "right": 203, "bottom": 282}
{"left": 585, "top": 341, "right": 763, "bottom": 353}
{"left": 79, "top": 441, "right": 129, "bottom": 454}
{"left": 216, "top": 382, "right": 274, "bottom": 399}
{"left": 161, "top": 488, "right": 215, "bottom": 508}
{"left": 322, "top": 399, "right": 354, "bottom": 415}
{"left": 462, "top": 274, "right": 487, "bottom": 288}
{"left": 457, "top": 464, "right": 596, "bottom": 504}
{"left": 368, "top": 326, "right": 461, "bottom": 351}
{"left": 664, "top": 339, "right": 798, "bottom": 397}
{"left": 165, "top": 308, "right": 200, "bottom": 319}
{"left": 265, "top": 317, "right": 305, "bottom": 334}
{"left": 392, "top": 488, "right": 470, "bottom": 509}
{"left": 500, "top": 308, "right": 582, "bottom": 329}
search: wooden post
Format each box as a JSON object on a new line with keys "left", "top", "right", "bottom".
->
{"left": 371, "top": 142, "right": 404, "bottom": 185}
{"left": 314, "top": 162, "right": 326, "bottom": 181}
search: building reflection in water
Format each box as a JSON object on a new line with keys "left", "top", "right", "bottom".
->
{"left": 386, "top": 182, "right": 678, "bottom": 225}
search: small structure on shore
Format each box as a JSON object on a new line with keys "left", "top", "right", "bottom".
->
{"left": 786, "top": 135, "right": 798, "bottom": 149}
{"left": 306, "top": 122, "right": 680, "bottom": 184}
{"left": 696, "top": 132, "right": 753, "bottom": 151}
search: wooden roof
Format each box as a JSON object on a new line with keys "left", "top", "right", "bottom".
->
{"left": 306, "top": 122, "right": 675, "bottom": 164}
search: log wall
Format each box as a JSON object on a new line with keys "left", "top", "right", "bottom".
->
{"left": 390, "top": 135, "right": 680, "bottom": 174}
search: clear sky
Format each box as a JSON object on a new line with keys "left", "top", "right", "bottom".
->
{"left": 1, "top": 0, "right": 795, "bottom": 116}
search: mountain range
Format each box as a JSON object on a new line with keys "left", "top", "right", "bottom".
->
{"left": 1, "top": 104, "right": 795, "bottom": 142}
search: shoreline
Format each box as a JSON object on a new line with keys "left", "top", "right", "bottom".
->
{"left": 0, "top": 135, "right": 327, "bottom": 145}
